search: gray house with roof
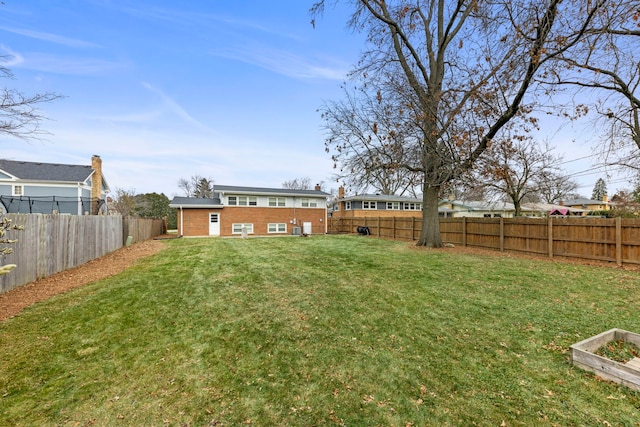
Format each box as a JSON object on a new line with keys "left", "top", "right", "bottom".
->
{"left": 0, "top": 155, "right": 109, "bottom": 215}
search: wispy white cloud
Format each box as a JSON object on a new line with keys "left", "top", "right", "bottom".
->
{"left": 212, "top": 46, "right": 349, "bottom": 80}
{"left": 0, "top": 45, "right": 24, "bottom": 66}
{"left": 141, "top": 82, "right": 216, "bottom": 133}
{"left": 0, "top": 25, "right": 98, "bottom": 48}
{"left": 86, "top": 109, "right": 165, "bottom": 124}
{"left": 119, "top": 6, "right": 302, "bottom": 41}
{"left": 14, "top": 52, "right": 126, "bottom": 75}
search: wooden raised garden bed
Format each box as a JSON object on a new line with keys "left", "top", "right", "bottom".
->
{"left": 570, "top": 328, "right": 640, "bottom": 391}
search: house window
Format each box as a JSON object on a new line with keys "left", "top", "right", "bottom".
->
{"left": 238, "top": 196, "right": 257, "bottom": 206}
{"left": 228, "top": 196, "right": 257, "bottom": 206}
{"left": 387, "top": 202, "right": 400, "bottom": 210}
{"left": 301, "top": 198, "right": 317, "bottom": 208}
{"left": 345, "top": 201, "right": 352, "bottom": 210}
{"left": 363, "top": 201, "right": 377, "bottom": 210}
{"left": 268, "top": 223, "right": 287, "bottom": 233}
{"left": 232, "top": 223, "right": 254, "bottom": 234}
{"left": 12, "top": 185, "right": 23, "bottom": 196}
{"left": 268, "top": 197, "right": 286, "bottom": 207}
{"left": 403, "top": 202, "right": 422, "bottom": 211}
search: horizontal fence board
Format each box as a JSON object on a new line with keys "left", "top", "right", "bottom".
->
{"left": 328, "top": 216, "right": 640, "bottom": 266}
{"left": 0, "top": 214, "right": 164, "bottom": 294}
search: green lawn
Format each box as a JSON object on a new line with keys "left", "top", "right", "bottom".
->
{"left": 1, "top": 235, "right": 639, "bottom": 426}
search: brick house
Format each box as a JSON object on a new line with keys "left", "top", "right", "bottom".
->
{"left": 169, "top": 185, "right": 329, "bottom": 237}
{"left": 329, "top": 187, "right": 423, "bottom": 219}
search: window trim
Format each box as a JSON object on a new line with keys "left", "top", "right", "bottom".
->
{"left": 363, "top": 201, "right": 377, "bottom": 210}
{"left": 232, "top": 223, "right": 254, "bottom": 234}
{"left": 301, "top": 198, "right": 318, "bottom": 208}
{"left": 268, "top": 223, "right": 287, "bottom": 233}
{"left": 268, "top": 197, "right": 286, "bottom": 207}
{"left": 403, "top": 202, "right": 422, "bottom": 211}
{"left": 12, "top": 185, "right": 23, "bottom": 196}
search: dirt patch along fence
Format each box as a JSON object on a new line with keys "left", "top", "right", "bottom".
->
{"left": 328, "top": 216, "right": 640, "bottom": 267}
{"left": 0, "top": 214, "right": 164, "bottom": 294}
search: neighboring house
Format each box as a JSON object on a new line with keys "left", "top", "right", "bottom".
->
{"left": 440, "top": 200, "right": 590, "bottom": 218}
{"left": 561, "top": 197, "right": 613, "bottom": 212}
{"left": 0, "top": 155, "right": 109, "bottom": 215}
{"left": 329, "top": 187, "right": 424, "bottom": 219}
{"left": 522, "top": 202, "right": 588, "bottom": 217}
{"left": 169, "top": 184, "right": 329, "bottom": 237}
{"left": 438, "top": 199, "right": 516, "bottom": 218}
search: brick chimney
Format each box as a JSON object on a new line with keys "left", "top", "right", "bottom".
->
{"left": 315, "top": 184, "right": 321, "bottom": 191}
{"left": 338, "top": 186, "right": 345, "bottom": 199}
{"left": 91, "top": 155, "right": 103, "bottom": 214}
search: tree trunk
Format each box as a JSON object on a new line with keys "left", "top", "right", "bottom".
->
{"left": 514, "top": 199, "right": 522, "bottom": 217}
{"left": 417, "top": 185, "right": 443, "bottom": 247}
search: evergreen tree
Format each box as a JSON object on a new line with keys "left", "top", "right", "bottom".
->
{"left": 591, "top": 178, "right": 608, "bottom": 201}
{"left": 194, "top": 178, "right": 214, "bottom": 198}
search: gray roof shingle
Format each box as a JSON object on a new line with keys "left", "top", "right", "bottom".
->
{"left": 0, "top": 159, "right": 93, "bottom": 183}
{"left": 214, "top": 185, "right": 329, "bottom": 197}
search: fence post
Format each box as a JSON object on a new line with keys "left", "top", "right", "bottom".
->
{"left": 462, "top": 217, "right": 467, "bottom": 247}
{"left": 616, "top": 217, "right": 622, "bottom": 266}
{"left": 413, "top": 216, "right": 416, "bottom": 240}
{"left": 500, "top": 218, "right": 505, "bottom": 252}
{"left": 392, "top": 217, "right": 396, "bottom": 240}
{"left": 548, "top": 216, "right": 554, "bottom": 259}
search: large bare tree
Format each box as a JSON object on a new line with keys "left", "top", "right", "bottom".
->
{"left": 321, "top": 82, "right": 423, "bottom": 196}
{"left": 313, "top": 0, "right": 637, "bottom": 247}
{"left": 542, "top": 7, "right": 640, "bottom": 172}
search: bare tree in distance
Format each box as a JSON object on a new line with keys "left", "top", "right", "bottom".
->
{"left": 312, "top": 0, "right": 639, "bottom": 247}
{"left": 282, "top": 177, "right": 313, "bottom": 190}
{"left": 282, "top": 177, "right": 329, "bottom": 192}
{"left": 110, "top": 188, "right": 137, "bottom": 216}
{"left": 472, "top": 139, "right": 574, "bottom": 216}
{"left": 178, "top": 175, "right": 214, "bottom": 198}
{"left": 0, "top": 59, "right": 63, "bottom": 140}
{"left": 535, "top": 170, "right": 579, "bottom": 205}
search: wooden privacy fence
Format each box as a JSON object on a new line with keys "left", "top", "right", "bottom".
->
{"left": 328, "top": 216, "right": 640, "bottom": 266}
{"left": 123, "top": 216, "right": 165, "bottom": 244}
{"left": 0, "top": 214, "right": 164, "bottom": 294}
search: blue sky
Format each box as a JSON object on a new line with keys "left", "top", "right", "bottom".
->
{"left": 0, "top": 1, "right": 627, "bottom": 198}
